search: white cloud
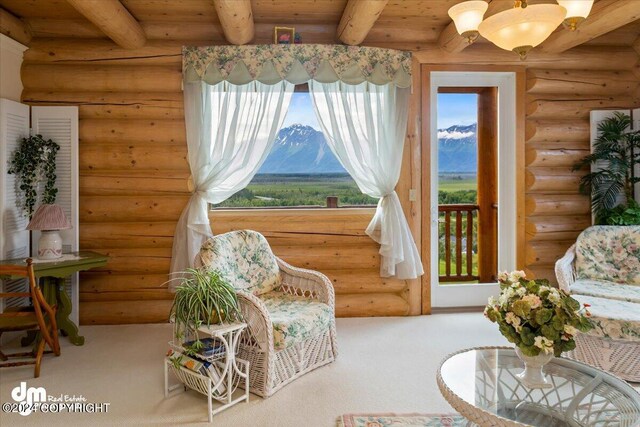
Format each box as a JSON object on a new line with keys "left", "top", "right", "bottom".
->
{"left": 437, "top": 130, "right": 475, "bottom": 140}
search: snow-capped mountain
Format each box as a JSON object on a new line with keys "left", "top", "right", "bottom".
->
{"left": 258, "top": 124, "right": 345, "bottom": 174}
{"left": 258, "top": 122, "right": 478, "bottom": 174}
{"left": 437, "top": 123, "right": 477, "bottom": 173}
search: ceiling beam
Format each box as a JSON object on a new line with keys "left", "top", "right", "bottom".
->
{"left": 337, "top": 0, "right": 388, "bottom": 46}
{"left": 212, "top": 0, "right": 254, "bottom": 45}
{"left": 540, "top": 0, "right": 640, "bottom": 53}
{"left": 439, "top": 0, "right": 512, "bottom": 54}
{"left": 66, "top": 0, "right": 146, "bottom": 49}
{"left": 632, "top": 34, "right": 640, "bottom": 56}
{"left": 0, "top": 8, "right": 31, "bottom": 46}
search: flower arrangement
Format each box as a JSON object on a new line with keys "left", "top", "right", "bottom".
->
{"left": 484, "top": 271, "right": 593, "bottom": 357}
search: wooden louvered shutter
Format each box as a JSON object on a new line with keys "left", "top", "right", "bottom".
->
{"left": 0, "top": 99, "right": 30, "bottom": 310}
{"left": 31, "top": 106, "right": 80, "bottom": 323}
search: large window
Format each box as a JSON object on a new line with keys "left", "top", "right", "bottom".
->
{"left": 216, "top": 88, "right": 376, "bottom": 208}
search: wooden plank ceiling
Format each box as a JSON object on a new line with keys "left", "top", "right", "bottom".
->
{"left": 1, "top": 0, "right": 639, "bottom": 51}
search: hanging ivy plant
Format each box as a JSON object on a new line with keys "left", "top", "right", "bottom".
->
{"left": 7, "top": 134, "right": 60, "bottom": 217}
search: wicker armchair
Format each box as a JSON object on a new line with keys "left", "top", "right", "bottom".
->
{"left": 555, "top": 226, "right": 640, "bottom": 382}
{"left": 196, "top": 230, "right": 338, "bottom": 397}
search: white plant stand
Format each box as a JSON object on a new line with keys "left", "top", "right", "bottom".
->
{"left": 164, "top": 322, "right": 250, "bottom": 422}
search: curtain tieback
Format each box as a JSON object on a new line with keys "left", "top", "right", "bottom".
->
{"left": 380, "top": 191, "right": 400, "bottom": 201}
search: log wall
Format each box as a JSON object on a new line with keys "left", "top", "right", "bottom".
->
{"left": 524, "top": 68, "right": 639, "bottom": 281}
{"left": 20, "top": 39, "right": 421, "bottom": 324}
{"left": 19, "top": 36, "right": 640, "bottom": 323}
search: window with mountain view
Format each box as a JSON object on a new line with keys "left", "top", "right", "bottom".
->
{"left": 216, "top": 89, "right": 377, "bottom": 208}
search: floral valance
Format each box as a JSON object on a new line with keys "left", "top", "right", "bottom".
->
{"left": 183, "top": 44, "right": 412, "bottom": 88}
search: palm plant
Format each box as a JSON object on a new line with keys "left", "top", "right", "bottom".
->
{"left": 169, "top": 268, "right": 242, "bottom": 355}
{"left": 574, "top": 112, "right": 640, "bottom": 224}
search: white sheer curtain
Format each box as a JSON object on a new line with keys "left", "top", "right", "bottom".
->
{"left": 170, "top": 80, "right": 293, "bottom": 282}
{"left": 309, "top": 81, "right": 423, "bottom": 279}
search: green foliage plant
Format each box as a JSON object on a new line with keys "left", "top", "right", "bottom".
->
{"left": 484, "top": 271, "right": 593, "bottom": 357}
{"left": 7, "top": 134, "right": 60, "bottom": 217}
{"left": 605, "top": 199, "right": 640, "bottom": 225}
{"left": 169, "top": 268, "right": 242, "bottom": 356}
{"left": 574, "top": 112, "right": 640, "bottom": 224}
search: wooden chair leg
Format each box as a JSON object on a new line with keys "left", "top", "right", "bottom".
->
{"left": 33, "top": 338, "right": 46, "bottom": 378}
{"left": 51, "top": 323, "right": 60, "bottom": 357}
{"left": 0, "top": 332, "right": 7, "bottom": 361}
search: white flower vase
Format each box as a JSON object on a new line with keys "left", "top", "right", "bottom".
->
{"left": 515, "top": 347, "right": 554, "bottom": 389}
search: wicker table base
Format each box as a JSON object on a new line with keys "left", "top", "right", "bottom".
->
{"left": 437, "top": 347, "right": 640, "bottom": 427}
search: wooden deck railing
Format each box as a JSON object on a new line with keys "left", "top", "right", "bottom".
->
{"left": 439, "top": 204, "right": 480, "bottom": 283}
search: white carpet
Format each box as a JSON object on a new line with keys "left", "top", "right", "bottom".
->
{"left": 0, "top": 314, "right": 513, "bottom": 426}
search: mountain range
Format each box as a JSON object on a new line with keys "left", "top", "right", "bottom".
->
{"left": 437, "top": 123, "right": 477, "bottom": 173}
{"left": 258, "top": 122, "right": 477, "bottom": 174}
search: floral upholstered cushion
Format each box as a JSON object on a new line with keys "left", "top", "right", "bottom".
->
{"left": 575, "top": 226, "right": 640, "bottom": 285}
{"left": 260, "top": 291, "right": 333, "bottom": 350}
{"left": 573, "top": 295, "right": 640, "bottom": 342}
{"left": 199, "top": 230, "right": 281, "bottom": 296}
{"left": 571, "top": 279, "right": 640, "bottom": 304}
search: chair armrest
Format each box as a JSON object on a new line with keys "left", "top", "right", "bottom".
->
{"left": 276, "top": 257, "right": 335, "bottom": 309}
{"left": 237, "top": 291, "right": 274, "bottom": 353}
{"left": 555, "top": 244, "right": 577, "bottom": 293}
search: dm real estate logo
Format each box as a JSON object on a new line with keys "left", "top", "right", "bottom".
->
{"left": 10, "top": 382, "right": 46, "bottom": 416}
{"left": 4, "top": 382, "right": 110, "bottom": 417}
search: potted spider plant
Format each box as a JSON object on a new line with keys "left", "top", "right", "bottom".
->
{"left": 169, "top": 268, "right": 242, "bottom": 355}
{"left": 574, "top": 112, "right": 640, "bottom": 224}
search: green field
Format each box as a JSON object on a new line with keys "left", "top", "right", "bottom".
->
{"left": 217, "top": 174, "right": 377, "bottom": 208}
{"left": 218, "top": 173, "right": 478, "bottom": 208}
{"left": 439, "top": 178, "right": 477, "bottom": 192}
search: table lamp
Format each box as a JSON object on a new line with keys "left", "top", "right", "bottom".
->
{"left": 27, "top": 204, "right": 71, "bottom": 260}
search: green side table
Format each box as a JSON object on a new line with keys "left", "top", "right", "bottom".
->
{"left": 0, "top": 251, "right": 108, "bottom": 346}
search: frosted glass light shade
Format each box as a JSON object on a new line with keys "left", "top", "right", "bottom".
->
{"left": 448, "top": 1, "right": 488, "bottom": 41}
{"left": 478, "top": 4, "right": 567, "bottom": 59}
{"left": 557, "top": 0, "right": 593, "bottom": 30}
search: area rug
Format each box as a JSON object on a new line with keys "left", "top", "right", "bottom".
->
{"left": 337, "top": 413, "right": 474, "bottom": 427}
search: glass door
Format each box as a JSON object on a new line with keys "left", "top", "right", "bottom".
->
{"left": 428, "top": 72, "right": 517, "bottom": 308}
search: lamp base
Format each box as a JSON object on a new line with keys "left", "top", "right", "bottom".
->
{"left": 38, "top": 230, "right": 63, "bottom": 260}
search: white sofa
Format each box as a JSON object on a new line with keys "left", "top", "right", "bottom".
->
{"left": 555, "top": 225, "right": 640, "bottom": 382}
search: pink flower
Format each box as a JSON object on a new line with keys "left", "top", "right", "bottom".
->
{"left": 521, "top": 294, "right": 542, "bottom": 309}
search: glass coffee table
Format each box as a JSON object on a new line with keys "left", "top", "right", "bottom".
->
{"left": 437, "top": 347, "right": 640, "bottom": 427}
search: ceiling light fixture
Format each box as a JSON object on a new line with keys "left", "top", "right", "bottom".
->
{"left": 447, "top": 0, "right": 593, "bottom": 60}
{"left": 557, "top": 0, "right": 594, "bottom": 31}
{"left": 447, "top": 1, "right": 489, "bottom": 43}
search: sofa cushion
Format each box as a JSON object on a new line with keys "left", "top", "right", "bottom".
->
{"left": 575, "top": 225, "right": 640, "bottom": 285}
{"left": 573, "top": 295, "right": 640, "bottom": 342}
{"left": 260, "top": 291, "right": 333, "bottom": 351}
{"left": 572, "top": 279, "right": 640, "bottom": 304}
{"left": 199, "top": 230, "right": 281, "bottom": 296}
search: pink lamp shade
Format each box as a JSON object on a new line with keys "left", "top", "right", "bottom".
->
{"left": 27, "top": 204, "right": 71, "bottom": 260}
{"left": 27, "top": 204, "right": 71, "bottom": 231}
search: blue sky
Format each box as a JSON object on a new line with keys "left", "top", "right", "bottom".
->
{"left": 437, "top": 93, "right": 477, "bottom": 129}
{"left": 280, "top": 91, "right": 478, "bottom": 130}
{"left": 282, "top": 92, "right": 321, "bottom": 130}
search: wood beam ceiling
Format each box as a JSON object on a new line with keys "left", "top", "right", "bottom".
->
{"left": 0, "top": 7, "right": 31, "bottom": 45}
{"left": 337, "top": 0, "right": 388, "bottom": 46}
{"left": 212, "top": 0, "right": 254, "bottom": 45}
{"left": 65, "top": 0, "right": 146, "bottom": 49}
{"left": 438, "top": 0, "right": 512, "bottom": 54}
{"left": 540, "top": 0, "right": 640, "bottom": 53}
